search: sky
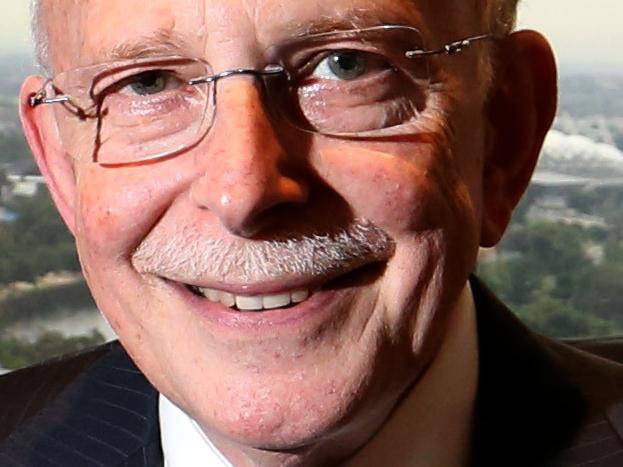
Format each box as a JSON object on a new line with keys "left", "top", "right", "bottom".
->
{"left": 1, "top": 1, "right": 622, "bottom": 73}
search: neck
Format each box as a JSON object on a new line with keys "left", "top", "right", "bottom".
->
{"left": 346, "top": 283, "right": 479, "bottom": 467}
{"left": 213, "top": 284, "right": 479, "bottom": 467}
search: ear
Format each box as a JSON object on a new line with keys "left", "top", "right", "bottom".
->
{"left": 480, "top": 30, "right": 557, "bottom": 247}
{"left": 19, "top": 75, "right": 77, "bottom": 235}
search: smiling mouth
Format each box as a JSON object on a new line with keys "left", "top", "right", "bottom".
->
{"left": 180, "top": 261, "right": 383, "bottom": 313}
{"left": 186, "top": 285, "right": 313, "bottom": 311}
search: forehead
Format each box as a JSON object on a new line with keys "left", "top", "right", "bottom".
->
{"left": 46, "top": 0, "right": 479, "bottom": 71}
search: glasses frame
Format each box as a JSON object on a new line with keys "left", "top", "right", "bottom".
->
{"left": 29, "top": 24, "right": 493, "bottom": 167}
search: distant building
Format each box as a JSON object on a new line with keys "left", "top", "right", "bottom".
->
{"left": 526, "top": 195, "right": 608, "bottom": 230}
{"left": 534, "top": 130, "right": 623, "bottom": 188}
{"left": 5, "top": 174, "right": 46, "bottom": 199}
{"left": 554, "top": 114, "right": 621, "bottom": 148}
{"left": 524, "top": 130, "right": 621, "bottom": 231}
{"left": 0, "top": 159, "right": 40, "bottom": 179}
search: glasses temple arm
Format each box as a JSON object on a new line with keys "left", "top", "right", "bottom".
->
{"left": 30, "top": 94, "right": 72, "bottom": 107}
{"left": 29, "top": 80, "right": 73, "bottom": 107}
{"left": 405, "top": 33, "right": 494, "bottom": 58}
{"left": 29, "top": 86, "right": 92, "bottom": 120}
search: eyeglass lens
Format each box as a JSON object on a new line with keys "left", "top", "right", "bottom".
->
{"left": 51, "top": 26, "right": 431, "bottom": 166}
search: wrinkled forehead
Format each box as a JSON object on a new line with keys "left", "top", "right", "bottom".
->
{"left": 45, "top": 0, "right": 481, "bottom": 71}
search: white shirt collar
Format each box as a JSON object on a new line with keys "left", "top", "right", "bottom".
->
{"left": 159, "top": 394, "right": 232, "bottom": 467}
{"left": 160, "top": 283, "right": 478, "bottom": 467}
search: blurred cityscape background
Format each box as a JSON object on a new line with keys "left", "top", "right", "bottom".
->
{"left": 1, "top": 2, "right": 623, "bottom": 372}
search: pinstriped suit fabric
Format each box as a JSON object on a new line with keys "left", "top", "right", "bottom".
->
{"left": 0, "top": 343, "right": 162, "bottom": 467}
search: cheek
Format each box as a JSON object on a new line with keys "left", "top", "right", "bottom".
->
{"left": 74, "top": 167, "right": 189, "bottom": 260}
{"left": 313, "top": 144, "right": 477, "bottom": 237}
{"left": 313, "top": 147, "right": 426, "bottom": 232}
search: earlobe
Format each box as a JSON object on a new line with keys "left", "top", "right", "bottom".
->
{"left": 480, "top": 30, "right": 557, "bottom": 247}
{"left": 19, "top": 75, "right": 78, "bottom": 235}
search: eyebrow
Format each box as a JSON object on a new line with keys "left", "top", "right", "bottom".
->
{"left": 107, "top": 29, "right": 193, "bottom": 61}
{"left": 100, "top": 6, "right": 422, "bottom": 62}
{"left": 292, "top": 6, "right": 422, "bottom": 37}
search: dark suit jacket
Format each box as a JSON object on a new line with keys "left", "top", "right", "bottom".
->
{"left": 0, "top": 279, "right": 622, "bottom": 466}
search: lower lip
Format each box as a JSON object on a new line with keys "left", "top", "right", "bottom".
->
{"left": 167, "top": 279, "right": 356, "bottom": 335}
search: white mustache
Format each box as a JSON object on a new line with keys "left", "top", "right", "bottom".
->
{"left": 131, "top": 219, "right": 394, "bottom": 284}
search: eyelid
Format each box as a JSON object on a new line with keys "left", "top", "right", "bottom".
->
{"left": 281, "top": 38, "right": 392, "bottom": 68}
{"left": 93, "top": 68, "right": 179, "bottom": 98}
{"left": 301, "top": 50, "right": 392, "bottom": 83}
{"left": 293, "top": 51, "right": 334, "bottom": 79}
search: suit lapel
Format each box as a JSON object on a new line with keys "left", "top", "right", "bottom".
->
{"left": 0, "top": 342, "right": 162, "bottom": 467}
{"left": 470, "top": 277, "right": 588, "bottom": 466}
{"left": 469, "top": 277, "right": 623, "bottom": 467}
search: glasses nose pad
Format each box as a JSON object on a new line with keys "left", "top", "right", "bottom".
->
{"left": 208, "top": 70, "right": 283, "bottom": 131}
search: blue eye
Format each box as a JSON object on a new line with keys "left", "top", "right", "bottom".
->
{"left": 312, "top": 51, "right": 368, "bottom": 81}
{"left": 119, "top": 71, "right": 175, "bottom": 96}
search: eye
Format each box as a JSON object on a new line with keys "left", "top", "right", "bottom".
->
{"left": 312, "top": 51, "right": 369, "bottom": 81}
{"left": 118, "top": 70, "right": 179, "bottom": 96}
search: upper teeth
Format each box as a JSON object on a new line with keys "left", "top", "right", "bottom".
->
{"left": 192, "top": 286, "right": 311, "bottom": 311}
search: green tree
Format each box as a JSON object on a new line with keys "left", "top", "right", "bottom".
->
{"left": 0, "top": 190, "right": 79, "bottom": 286}
{"left": 500, "top": 222, "right": 590, "bottom": 300}
{"left": 478, "top": 255, "right": 545, "bottom": 308}
{"left": 478, "top": 219, "right": 622, "bottom": 338}
{"left": 0, "top": 330, "right": 105, "bottom": 370}
{"left": 0, "top": 131, "right": 30, "bottom": 164}
{"left": 517, "top": 295, "right": 621, "bottom": 338}
{"left": 571, "top": 262, "right": 623, "bottom": 326}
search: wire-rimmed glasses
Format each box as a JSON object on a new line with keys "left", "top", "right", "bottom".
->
{"left": 29, "top": 25, "right": 492, "bottom": 167}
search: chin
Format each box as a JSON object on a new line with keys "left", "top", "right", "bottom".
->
{"left": 150, "top": 355, "right": 376, "bottom": 453}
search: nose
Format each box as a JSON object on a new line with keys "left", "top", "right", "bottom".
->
{"left": 189, "top": 80, "right": 308, "bottom": 237}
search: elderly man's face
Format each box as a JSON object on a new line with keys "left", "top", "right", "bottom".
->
{"left": 22, "top": 0, "right": 555, "bottom": 461}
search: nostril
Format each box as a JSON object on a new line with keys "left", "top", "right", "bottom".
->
{"left": 223, "top": 222, "right": 261, "bottom": 239}
{"left": 218, "top": 178, "right": 309, "bottom": 238}
{"left": 278, "top": 176, "right": 309, "bottom": 206}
